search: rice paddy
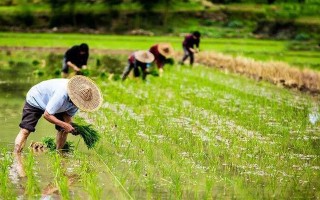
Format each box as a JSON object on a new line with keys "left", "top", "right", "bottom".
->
{"left": 0, "top": 34, "right": 319, "bottom": 199}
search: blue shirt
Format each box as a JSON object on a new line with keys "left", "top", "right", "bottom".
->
{"left": 26, "top": 79, "right": 78, "bottom": 116}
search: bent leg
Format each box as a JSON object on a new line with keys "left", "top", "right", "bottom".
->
{"left": 189, "top": 52, "right": 194, "bottom": 66}
{"left": 14, "top": 128, "right": 30, "bottom": 153}
{"left": 12, "top": 153, "right": 26, "bottom": 177}
{"left": 181, "top": 46, "right": 189, "bottom": 64}
{"left": 141, "top": 65, "right": 148, "bottom": 80}
{"left": 56, "top": 130, "right": 68, "bottom": 150}
{"left": 122, "top": 63, "right": 133, "bottom": 81}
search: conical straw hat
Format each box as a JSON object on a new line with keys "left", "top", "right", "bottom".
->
{"left": 134, "top": 50, "right": 155, "bottom": 63}
{"left": 67, "top": 75, "right": 103, "bottom": 112}
{"left": 157, "top": 43, "right": 174, "bottom": 58}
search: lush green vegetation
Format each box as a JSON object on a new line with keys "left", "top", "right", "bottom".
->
{"left": 1, "top": 60, "right": 319, "bottom": 198}
{"left": 0, "top": 32, "right": 319, "bottom": 70}
{"left": 0, "top": 0, "right": 319, "bottom": 40}
{"left": 0, "top": 1, "right": 319, "bottom": 196}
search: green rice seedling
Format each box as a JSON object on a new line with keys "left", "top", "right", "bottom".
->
{"left": 0, "top": 149, "right": 15, "bottom": 199}
{"left": 72, "top": 121, "right": 100, "bottom": 149}
{"left": 24, "top": 150, "right": 40, "bottom": 197}
{"left": 52, "top": 153, "right": 70, "bottom": 199}
{"left": 42, "top": 136, "right": 74, "bottom": 152}
{"left": 4, "top": 48, "right": 320, "bottom": 199}
{"left": 77, "top": 155, "right": 102, "bottom": 199}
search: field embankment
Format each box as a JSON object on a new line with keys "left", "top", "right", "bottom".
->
{"left": 194, "top": 51, "right": 320, "bottom": 95}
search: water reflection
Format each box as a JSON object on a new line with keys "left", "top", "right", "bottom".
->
{"left": 0, "top": 62, "right": 46, "bottom": 148}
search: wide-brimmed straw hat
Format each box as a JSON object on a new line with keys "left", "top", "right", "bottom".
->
{"left": 134, "top": 50, "right": 155, "bottom": 63}
{"left": 67, "top": 75, "right": 103, "bottom": 112}
{"left": 157, "top": 43, "right": 174, "bottom": 58}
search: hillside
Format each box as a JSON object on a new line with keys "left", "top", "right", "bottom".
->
{"left": 0, "top": 0, "right": 319, "bottom": 41}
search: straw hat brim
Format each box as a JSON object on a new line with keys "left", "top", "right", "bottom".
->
{"left": 157, "top": 43, "right": 174, "bottom": 58}
{"left": 67, "top": 75, "right": 103, "bottom": 112}
{"left": 134, "top": 50, "right": 155, "bottom": 63}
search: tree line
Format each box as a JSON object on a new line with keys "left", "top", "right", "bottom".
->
{"left": 1, "top": 0, "right": 312, "bottom": 7}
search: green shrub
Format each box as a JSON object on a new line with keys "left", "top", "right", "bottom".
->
{"left": 32, "top": 60, "right": 40, "bottom": 66}
{"left": 100, "top": 55, "right": 123, "bottom": 74}
{"left": 227, "top": 20, "right": 244, "bottom": 28}
{"left": 33, "top": 69, "right": 45, "bottom": 77}
{"left": 294, "top": 33, "right": 310, "bottom": 41}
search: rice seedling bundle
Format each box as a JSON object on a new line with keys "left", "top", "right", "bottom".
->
{"left": 42, "top": 137, "right": 74, "bottom": 151}
{"left": 72, "top": 122, "right": 100, "bottom": 149}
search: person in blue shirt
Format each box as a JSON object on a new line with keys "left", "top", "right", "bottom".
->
{"left": 13, "top": 75, "right": 102, "bottom": 153}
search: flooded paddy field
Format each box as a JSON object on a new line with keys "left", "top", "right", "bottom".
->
{"left": 0, "top": 48, "right": 320, "bottom": 199}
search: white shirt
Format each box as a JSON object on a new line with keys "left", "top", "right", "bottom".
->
{"left": 26, "top": 79, "right": 78, "bottom": 116}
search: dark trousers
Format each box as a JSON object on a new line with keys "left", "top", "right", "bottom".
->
{"left": 19, "top": 102, "right": 67, "bottom": 132}
{"left": 122, "top": 62, "right": 148, "bottom": 81}
{"left": 181, "top": 46, "right": 194, "bottom": 65}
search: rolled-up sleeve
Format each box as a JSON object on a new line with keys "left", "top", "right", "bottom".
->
{"left": 46, "top": 93, "right": 67, "bottom": 115}
{"left": 67, "top": 107, "right": 78, "bottom": 117}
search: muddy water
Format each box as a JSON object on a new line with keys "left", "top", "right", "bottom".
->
{"left": 0, "top": 73, "right": 56, "bottom": 149}
{"left": 0, "top": 72, "right": 125, "bottom": 199}
{"left": 0, "top": 70, "right": 86, "bottom": 198}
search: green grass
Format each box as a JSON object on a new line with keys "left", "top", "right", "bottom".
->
{"left": 51, "top": 153, "right": 70, "bottom": 199}
{"left": 0, "top": 34, "right": 320, "bottom": 198}
{"left": 0, "top": 32, "right": 319, "bottom": 70}
{"left": 24, "top": 151, "right": 41, "bottom": 197}
{"left": 79, "top": 64, "right": 320, "bottom": 199}
{"left": 0, "top": 149, "right": 15, "bottom": 199}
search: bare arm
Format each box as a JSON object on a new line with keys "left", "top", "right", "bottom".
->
{"left": 188, "top": 47, "right": 195, "bottom": 52}
{"left": 43, "top": 111, "right": 74, "bottom": 133}
{"left": 66, "top": 61, "right": 81, "bottom": 72}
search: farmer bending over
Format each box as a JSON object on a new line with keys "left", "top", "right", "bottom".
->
{"left": 179, "top": 31, "right": 201, "bottom": 66}
{"left": 13, "top": 75, "right": 102, "bottom": 153}
{"left": 61, "top": 43, "right": 89, "bottom": 78}
{"left": 149, "top": 43, "right": 174, "bottom": 77}
{"left": 121, "top": 50, "right": 155, "bottom": 81}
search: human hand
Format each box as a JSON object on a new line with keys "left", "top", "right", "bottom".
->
{"left": 70, "top": 123, "right": 79, "bottom": 135}
{"left": 63, "top": 122, "right": 75, "bottom": 133}
{"left": 74, "top": 66, "right": 81, "bottom": 72}
{"left": 76, "top": 70, "right": 83, "bottom": 75}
